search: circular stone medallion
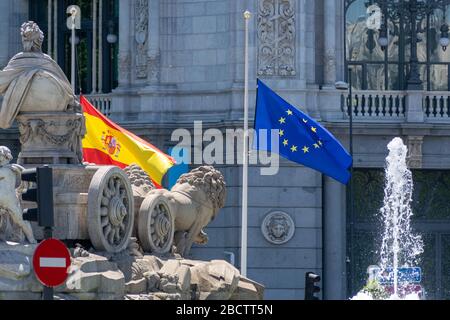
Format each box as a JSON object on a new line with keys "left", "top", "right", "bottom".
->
{"left": 261, "top": 211, "right": 295, "bottom": 245}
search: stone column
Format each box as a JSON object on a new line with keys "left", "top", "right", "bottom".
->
{"left": 323, "top": 0, "right": 337, "bottom": 86}
{"left": 323, "top": 175, "right": 347, "bottom": 300}
{"left": 117, "top": 0, "right": 131, "bottom": 89}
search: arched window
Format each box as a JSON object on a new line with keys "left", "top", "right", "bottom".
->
{"left": 29, "top": 0, "right": 119, "bottom": 94}
{"left": 345, "top": 0, "right": 450, "bottom": 91}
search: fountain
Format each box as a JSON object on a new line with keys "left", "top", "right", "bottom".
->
{"left": 352, "top": 137, "right": 424, "bottom": 300}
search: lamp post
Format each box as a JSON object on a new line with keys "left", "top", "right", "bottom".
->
{"left": 373, "top": 0, "right": 450, "bottom": 90}
{"left": 336, "top": 70, "right": 354, "bottom": 297}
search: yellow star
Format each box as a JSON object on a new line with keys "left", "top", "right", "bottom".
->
{"left": 314, "top": 143, "right": 320, "bottom": 149}
{"left": 302, "top": 146, "right": 310, "bottom": 153}
{"left": 279, "top": 130, "right": 284, "bottom": 137}
{"left": 291, "top": 145, "right": 298, "bottom": 153}
{"left": 302, "top": 119, "right": 308, "bottom": 124}
{"left": 283, "top": 139, "right": 289, "bottom": 147}
{"left": 287, "top": 110, "right": 293, "bottom": 116}
{"left": 279, "top": 117, "right": 286, "bottom": 124}
{"left": 311, "top": 127, "right": 317, "bottom": 133}
{"left": 318, "top": 141, "right": 323, "bottom": 146}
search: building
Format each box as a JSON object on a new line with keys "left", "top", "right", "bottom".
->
{"left": 0, "top": 0, "right": 449, "bottom": 299}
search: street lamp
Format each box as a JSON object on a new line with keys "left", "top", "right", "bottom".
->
{"left": 336, "top": 72, "right": 354, "bottom": 297}
{"left": 374, "top": 0, "right": 450, "bottom": 89}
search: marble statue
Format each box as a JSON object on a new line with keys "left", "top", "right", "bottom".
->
{"left": 0, "top": 146, "right": 35, "bottom": 243}
{"left": 0, "top": 21, "right": 78, "bottom": 129}
{"left": 0, "top": 21, "right": 84, "bottom": 165}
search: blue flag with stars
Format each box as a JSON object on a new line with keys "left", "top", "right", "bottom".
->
{"left": 254, "top": 79, "right": 352, "bottom": 184}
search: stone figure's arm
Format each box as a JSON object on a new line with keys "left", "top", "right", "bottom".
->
{"left": 10, "top": 164, "right": 25, "bottom": 189}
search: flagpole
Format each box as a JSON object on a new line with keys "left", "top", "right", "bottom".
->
{"left": 241, "top": 10, "right": 251, "bottom": 278}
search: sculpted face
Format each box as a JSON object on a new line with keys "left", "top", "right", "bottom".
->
{"left": 269, "top": 220, "right": 287, "bottom": 239}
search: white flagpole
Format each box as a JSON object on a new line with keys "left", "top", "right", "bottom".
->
{"left": 241, "top": 10, "right": 251, "bottom": 278}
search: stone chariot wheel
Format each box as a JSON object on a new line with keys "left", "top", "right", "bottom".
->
{"left": 88, "top": 166, "right": 135, "bottom": 253}
{"left": 138, "top": 194, "right": 175, "bottom": 254}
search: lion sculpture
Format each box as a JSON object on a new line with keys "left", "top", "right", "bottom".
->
{"left": 0, "top": 146, "right": 36, "bottom": 243}
{"left": 144, "top": 166, "right": 226, "bottom": 257}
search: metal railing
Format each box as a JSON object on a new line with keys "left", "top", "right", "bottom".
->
{"left": 340, "top": 91, "right": 407, "bottom": 120}
{"left": 83, "top": 94, "right": 112, "bottom": 117}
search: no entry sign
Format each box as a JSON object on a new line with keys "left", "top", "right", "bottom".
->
{"left": 33, "top": 238, "right": 71, "bottom": 287}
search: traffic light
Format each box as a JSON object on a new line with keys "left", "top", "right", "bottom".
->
{"left": 305, "top": 272, "right": 321, "bottom": 300}
{"left": 21, "top": 166, "right": 54, "bottom": 227}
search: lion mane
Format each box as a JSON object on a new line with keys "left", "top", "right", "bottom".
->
{"left": 176, "top": 166, "right": 226, "bottom": 215}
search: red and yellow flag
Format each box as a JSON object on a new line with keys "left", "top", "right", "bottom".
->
{"left": 81, "top": 95, "right": 175, "bottom": 188}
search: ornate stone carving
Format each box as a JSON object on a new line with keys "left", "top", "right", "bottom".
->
{"left": 135, "top": 0, "right": 149, "bottom": 79}
{"left": 257, "top": 0, "right": 296, "bottom": 77}
{"left": 16, "top": 112, "right": 85, "bottom": 165}
{"left": 261, "top": 211, "right": 295, "bottom": 245}
{"left": 0, "top": 146, "right": 35, "bottom": 244}
{"left": 406, "top": 136, "right": 423, "bottom": 169}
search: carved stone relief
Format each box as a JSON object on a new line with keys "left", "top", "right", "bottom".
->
{"left": 257, "top": 0, "right": 296, "bottom": 77}
{"left": 406, "top": 136, "right": 424, "bottom": 169}
{"left": 261, "top": 211, "right": 295, "bottom": 245}
{"left": 135, "top": 0, "right": 149, "bottom": 79}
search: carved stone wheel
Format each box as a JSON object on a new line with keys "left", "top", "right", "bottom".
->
{"left": 88, "top": 166, "right": 135, "bottom": 253}
{"left": 138, "top": 194, "right": 175, "bottom": 254}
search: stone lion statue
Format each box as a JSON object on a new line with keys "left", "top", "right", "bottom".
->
{"left": 0, "top": 146, "right": 36, "bottom": 243}
{"left": 146, "top": 166, "right": 226, "bottom": 256}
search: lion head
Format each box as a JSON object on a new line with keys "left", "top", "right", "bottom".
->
{"left": 175, "top": 166, "right": 226, "bottom": 216}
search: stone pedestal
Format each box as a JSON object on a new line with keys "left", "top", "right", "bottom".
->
{"left": 16, "top": 111, "right": 85, "bottom": 165}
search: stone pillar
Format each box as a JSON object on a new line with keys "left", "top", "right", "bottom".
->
{"left": 323, "top": 175, "right": 347, "bottom": 300}
{"left": 323, "top": 0, "right": 337, "bottom": 86}
{"left": 117, "top": 0, "right": 131, "bottom": 89}
{"left": 406, "top": 91, "right": 425, "bottom": 122}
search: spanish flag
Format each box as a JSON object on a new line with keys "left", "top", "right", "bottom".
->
{"left": 81, "top": 95, "right": 175, "bottom": 188}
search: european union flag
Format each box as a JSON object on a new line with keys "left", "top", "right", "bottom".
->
{"left": 254, "top": 79, "right": 352, "bottom": 184}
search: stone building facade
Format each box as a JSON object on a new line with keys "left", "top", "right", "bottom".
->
{"left": 1, "top": 0, "right": 450, "bottom": 299}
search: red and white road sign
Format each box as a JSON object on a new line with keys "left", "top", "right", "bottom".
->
{"left": 33, "top": 238, "right": 71, "bottom": 288}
